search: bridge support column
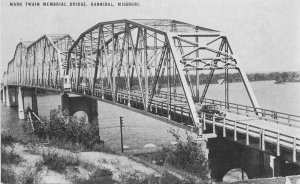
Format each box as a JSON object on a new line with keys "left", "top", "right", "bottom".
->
{"left": 2, "top": 87, "right": 6, "bottom": 103}
{"left": 61, "top": 92, "right": 98, "bottom": 122}
{"left": 197, "top": 138, "right": 209, "bottom": 160}
{"left": 18, "top": 87, "right": 25, "bottom": 119}
{"left": 6, "top": 86, "right": 17, "bottom": 107}
{"left": 31, "top": 88, "right": 38, "bottom": 115}
{"left": 196, "top": 138, "right": 210, "bottom": 178}
{"left": 268, "top": 156, "right": 282, "bottom": 177}
{"left": 6, "top": 86, "right": 11, "bottom": 106}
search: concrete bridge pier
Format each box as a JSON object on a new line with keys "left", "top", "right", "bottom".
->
{"left": 61, "top": 92, "right": 98, "bottom": 122}
{"left": 18, "top": 87, "right": 25, "bottom": 119}
{"left": 5, "top": 86, "right": 11, "bottom": 106}
{"left": 5, "top": 86, "right": 18, "bottom": 107}
{"left": 31, "top": 88, "right": 38, "bottom": 115}
{"left": 1, "top": 87, "right": 6, "bottom": 103}
{"left": 196, "top": 138, "right": 210, "bottom": 178}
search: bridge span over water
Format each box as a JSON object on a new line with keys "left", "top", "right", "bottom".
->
{"left": 1, "top": 19, "right": 300, "bottom": 179}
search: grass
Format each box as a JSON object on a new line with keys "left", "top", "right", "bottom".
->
{"left": 73, "top": 168, "right": 116, "bottom": 184}
{"left": 219, "top": 176, "right": 300, "bottom": 184}
{"left": 1, "top": 148, "right": 23, "bottom": 165}
{"left": 120, "top": 170, "right": 198, "bottom": 184}
{"left": 1, "top": 133, "right": 17, "bottom": 146}
{"left": 47, "top": 138, "right": 112, "bottom": 153}
{"left": 18, "top": 170, "right": 36, "bottom": 184}
{"left": 1, "top": 167, "right": 16, "bottom": 184}
{"left": 41, "top": 151, "right": 80, "bottom": 173}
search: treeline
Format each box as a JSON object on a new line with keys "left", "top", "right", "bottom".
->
{"left": 85, "top": 71, "right": 300, "bottom": 89}
{"left": 151, "top": 71, "right": 300, "bottom": 86}
{"left": 189, "top": 71, "right": 300, "bottom": 84}
{"left": 247, "top": 71, "right": 300, "bottom": 83}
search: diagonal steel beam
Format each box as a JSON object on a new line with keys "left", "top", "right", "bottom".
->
{"left": 200, "top": 38, "right": 225, "bottom": 104}
{"left": 148, "top": 44, "right": 167, "bottom": 110}
{"left": 129, "top": 28, "right": 146, "bottom": 109}
{"left": 92, "top": 26, "right": 102, "bottom": 95}
{"left": 167, "top": 33, "right": 201, "bottom": 132}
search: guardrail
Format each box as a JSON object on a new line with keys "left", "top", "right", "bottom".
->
{"left": 202, "top": 98, "right": 300, "bottom": 127}
{"left": 141, "top": 90, "right": 300, "bottom": 127}
{"left": 73, "top": 85, "right": 300, "bottom": 160}
{"left": 202, "top": 112, "right": 300, "bottom": 163}
{"left": 73, "top": 84, "right": 300, "bottom": 127}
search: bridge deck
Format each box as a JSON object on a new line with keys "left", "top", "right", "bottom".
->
{"left": 89, "top": 87, "right": 300, "bottom": 159}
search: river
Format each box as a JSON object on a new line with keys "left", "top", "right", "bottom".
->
{"left": 1, "top": 80, "right": 300, "bottom": 151}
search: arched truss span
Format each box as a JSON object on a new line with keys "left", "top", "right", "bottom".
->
{"left": 67, "top": 19, "right": 260, "bottom": 133}
{"left": 7, "top": 34, "right": 73, "bottom": 89}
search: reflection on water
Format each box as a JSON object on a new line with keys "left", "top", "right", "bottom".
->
{"left": 2, "top": 81, "right": 300, "bottom": 151}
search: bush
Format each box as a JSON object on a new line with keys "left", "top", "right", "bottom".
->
{"left": 74, "top": 168, "right": 116, "bottom": 184}
{"left": 1, "top": 132, "right": 28, "bottom": 146}
{"left": 1, "top": 167, "right": 16, "bottom": 184}
{"left": 160, "top": 171, "right": 182, "bottom": 184}
{"left": 1, "top": 148, "right": 23, "bottom": 165}
{"left": 1, "top": 133, "right": 17, "bottom": 146}
{"left": 165, "top": 128, "right": 210, "bottom": 180}
{"left": 28, "top": 106, "right": 101, "bottom": 150}
{"left": 18, "top": 170, "right": 36, "bottom": 184}
{"left": 41, "top": 151, "right": 79, "bottom": 173}
{"left": 122, "top": 170, "right": 196, "bottom": 184}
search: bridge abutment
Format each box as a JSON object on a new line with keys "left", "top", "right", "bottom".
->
{"left": 61, "top": 92, "right": 98, "bottom": 122}
{"left": 208, "top": 137, "right": 275, "bottom": 181}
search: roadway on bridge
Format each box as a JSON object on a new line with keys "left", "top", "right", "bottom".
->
{"left": 225, "top": 113, "right": 300, "bottom": 139}
{"left": 114, "top": 89, "right": 300, "bottom": 153}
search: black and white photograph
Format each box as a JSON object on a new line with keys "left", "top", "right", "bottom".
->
{"left": 1, "top": 0, "right": 300, "bottom": 183}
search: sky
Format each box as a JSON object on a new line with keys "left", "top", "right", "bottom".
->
{"left": 1, "top": 0, "right": 300, "bottom": 74}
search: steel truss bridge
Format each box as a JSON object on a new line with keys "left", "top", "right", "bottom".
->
{"left": 2, "top": 19, "right": 300, "bottom": 165}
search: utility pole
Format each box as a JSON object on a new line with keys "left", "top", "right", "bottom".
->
{"left": 120, "top": 116, "right": 124, "bottom": 153}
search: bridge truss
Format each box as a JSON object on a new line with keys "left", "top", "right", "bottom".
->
{"left": 67, "top": 19, "right": 260, "bottom": 133}
{"left": 6, "top": 35, "right": 73, "bottom": 88}
{"left": 2, "top": 19, "right": 300, "bottom": 164}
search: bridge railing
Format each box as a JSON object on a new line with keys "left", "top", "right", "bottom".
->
{"left": 75, "top": 85, "right": 300, "bottom": 127}
{"left": 202, "top": 112, "right": 300, "bottom": 163}
{"left": 75, "top": 85, "right": 300, "bottom": 160}
{"left": 151, "top": 90, "right": 300, "bottom": 127}
{"left": 202, "top": 98, "right": 300, "bottom": 127}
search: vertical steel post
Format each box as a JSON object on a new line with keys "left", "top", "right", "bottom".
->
{"left": 92, "top": 26, "right": 102, "bottom": 96}
{"left": 111, "top": 24, "right": 116, "bottom": 102}
{"left": 126, "top": 23, "right": 131, "bottom": 107}
{"left": 167, "top": 51, "right": 171, "bottom": 120}
{"left": 32, "top": 46, "right": 36, "bottom": 85}
{"left": 144, "top": 29, "right": 148, "bottom": 111}
{"left": 90, "top": 31, "right": 94, "bottom": 93}
{"left": 42, "top": 43, "right": 46, "bottom": 86}
{"left": 225, "top": 42, "right": 229, "bottom": 109}
{"left": 195, "top": 34, "right": 199, "bottom": 102}
{"left": 76, "top": 39, "right": 84, "bottom": 92}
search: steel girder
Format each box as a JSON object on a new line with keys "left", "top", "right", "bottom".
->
{"left": 6, "top": 35, "right": 73, "bottom": 89}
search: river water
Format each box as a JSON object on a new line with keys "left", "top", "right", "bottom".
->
{"left": 1, "top": 80, "right": 300, "bottom": 151}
